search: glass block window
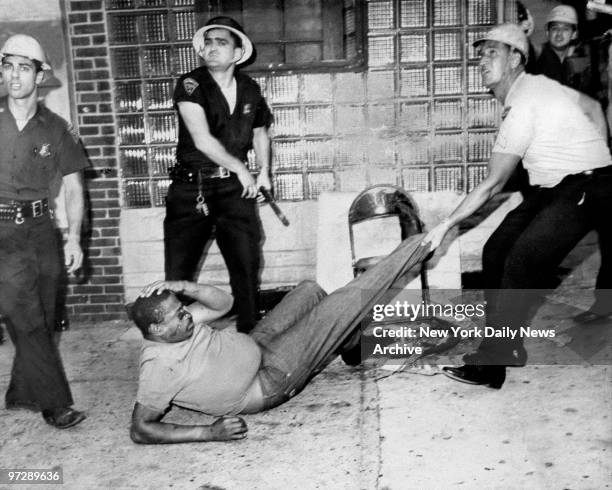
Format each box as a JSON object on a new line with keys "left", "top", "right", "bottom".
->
{"left": 368, "top": 36, "right": 396, "bottom": 67}
{"left": 400, "top": 0, "right": 427, "bottom": 28}
{"left": 433, "top": 31, "right": 461, "bottom": 61}
{"left": 467, "top": 0, "right": 497, "bottom": 25}
{"left": 433, "top": 133, "right": 463, "bottom": 163}
{"left": 433, "top": 99, "right": 462, "bottom": 129}
{"left": 434, "top": 66, "right": 463, "bottom": 95}
{"left": 402, "top": 167, "right": 430, "bottom": 191}
{"left": 468, "top": 131, "right": 497, "bottom": 162}
{"left": 107, "top": 0, "right": 197, "bottom": 208}
{"left": 107, "top": 0, "right": 505, "bottom": 206}
{"left": 399, "top": 135, "right": 429, "bottom": 166}
{"left": 274, "top": 173, "right": 304, "bottom": 200}
{"left": 400, "top": 68, "right": 429, "bottom": 97}
{"left": 433, "top": 0, "right": 461, "bottom": 26}
{"left": 467, "top": 164, "right": 488, "bottom": 191}
{"left": 269, "top": 75, "right": 299, "bottom": 104}
{"left": 368, "top": 1, "right": 395, "bottom": 30}
{"left": 400, "top": 34, "right": 427, "bottom": 63}
{"left": 303, "top": 106, "right": 334, "bottom": 135}
{"left": 468, "top": 64, "right": 488, "bottom": 93}
{"left": 304, "top": 140, "right": 334, "bottom": 169}
{"left": 307, "top": 172, "right": 335, "bottom": 199}
{"left": 435, "top": 166, "right": 463, "bottom": 191}
{"left": 273, "top": 141, "right": 304, "bottom": 171}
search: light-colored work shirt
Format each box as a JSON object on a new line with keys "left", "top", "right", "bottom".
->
{"left": 136, "top": 324, "right": 261, "bottom": 416}
{"left": 492, "top": 73, "right": 611, "bottom": 187}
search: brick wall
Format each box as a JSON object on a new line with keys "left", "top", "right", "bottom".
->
{"left": 64, "top": 0, "right": 126, "bottom": 321}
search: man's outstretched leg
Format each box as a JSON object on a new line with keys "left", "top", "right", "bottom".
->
{"left": 255, "top": 235, "right": 430, "bottom": 409}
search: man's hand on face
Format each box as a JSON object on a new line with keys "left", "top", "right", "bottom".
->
{"left": 210, "top": 416, "right": 248, "bottom": 441}
{"left": 139, "top": 280, "right": 188, "bottom": 297}
{"left": 236, "top": 167, "right": 258, "bottom": 199}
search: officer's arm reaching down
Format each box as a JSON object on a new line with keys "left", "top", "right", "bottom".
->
{"left": 422, "top": 151, "right": 521, "bottom": 250}
{"left": 177, "top": 101, "right": 257, "bottom": 198}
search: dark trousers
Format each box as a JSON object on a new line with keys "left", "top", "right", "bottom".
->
{"left": 0, "top": 217, "right": 73, "bottom": 410}
{"left": 475, "top": 167, "right": 612, "bottom": 364}
{"left": 164, "top": 175, "right": 262, "bottom": 333}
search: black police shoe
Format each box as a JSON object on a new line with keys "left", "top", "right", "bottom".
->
{"left": 42, "top": 407, "right": 86, "bottom": 429}
{"left": 442, "top": 364, "right": 506, "bottom": 389}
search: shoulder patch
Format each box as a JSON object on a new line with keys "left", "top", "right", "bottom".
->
{"left": 183, "top": 77, "right": 199, "bottom": 96}
{"left": 67, "top": 122, "right": 80, "bottom": 143}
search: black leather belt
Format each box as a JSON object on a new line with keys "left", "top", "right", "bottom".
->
{"left": 169, "top": 165, "right": 231, "bottom": 183}
{"left": 0, "top": 198, "right": 49, "bottom": 224}
{"left": 582, "top": 165, "right": 612, "bottom": 176}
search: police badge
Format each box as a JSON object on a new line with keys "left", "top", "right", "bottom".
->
{"left": 38, "top": 143, "right": 52, "bottom": 158}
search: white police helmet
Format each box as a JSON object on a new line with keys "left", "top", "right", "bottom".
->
{"left": 0, "top": 34, "right": 51, "bottom": 71}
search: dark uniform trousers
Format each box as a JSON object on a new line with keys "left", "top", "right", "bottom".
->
{"left": 474, "top": 166, "right": 612, "bottom": 365}
{"left": 164, "top": 174, "right": 261, "bottom": 333}
{"left": 0, "top": 217, "right": 73, "bottom": 410}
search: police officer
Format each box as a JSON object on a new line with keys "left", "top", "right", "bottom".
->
{"left": 423, "top": 24, "right": 611, "bottom": 389}
{"left": 0, "top": 34, "right": 88, "bottom": 428}
{"left": 164, "top": 16, "right": 272, "bottom": 333}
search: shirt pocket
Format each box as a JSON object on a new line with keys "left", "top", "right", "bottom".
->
{"left": 21, "top": 150, "right": 56, "bottom": 189}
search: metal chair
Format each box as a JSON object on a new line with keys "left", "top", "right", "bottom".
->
{"left": 341, "top": 184, "right": 453, "bottom": 366}
{"left": 348, "top": 183, "right": 424, "bottom": 280}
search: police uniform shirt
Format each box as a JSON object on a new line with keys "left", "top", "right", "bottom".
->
{"left": 173, "top": 66, "right": 272, "bottom": 171}
{"left": 0, "top": 96, "right": 89, "bottom": 201}
{"left": 492, "top": 73, "right": 611, "bottom": 188}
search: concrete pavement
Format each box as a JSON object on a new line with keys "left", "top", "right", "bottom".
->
{"left": 1, "top": 312, "right": 610, "bottom": 489}
{"left": 1, "top": 241, "right": 611, "bottom": 489}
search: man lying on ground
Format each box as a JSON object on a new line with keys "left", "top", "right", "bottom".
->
{"left": 128, "top": 235, "right": 429, "bottom": 444}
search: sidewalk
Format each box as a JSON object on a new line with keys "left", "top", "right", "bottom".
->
{"left": 1, "top": 242, "right": 610, "bottom": 489}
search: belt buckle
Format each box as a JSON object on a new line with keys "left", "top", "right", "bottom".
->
{"left": 32, "top": 200, "right": 43, "bottom": 218}
{"left": 219, "top": 168, "right": 230, "bottom": 178}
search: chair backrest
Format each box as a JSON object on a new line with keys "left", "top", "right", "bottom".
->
{"left": 348, "top": 184, "right": 423, "bottom": 266}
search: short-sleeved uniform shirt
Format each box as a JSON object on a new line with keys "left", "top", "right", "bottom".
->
{"left": 137, "top": 324, "right": 262, "bottom": 416}
{"left": 0, "top": 97, "right": 89, "bottom": 200}
{"left": 174, "top": 67, "right": 272, "bottom": 171}
{"left": 492, "top": 73, "right": 611, "bottom": 188}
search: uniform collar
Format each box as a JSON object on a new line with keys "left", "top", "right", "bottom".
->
{"left": 0, "top": 96, "right": 48, "bottom": 126}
